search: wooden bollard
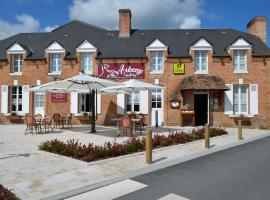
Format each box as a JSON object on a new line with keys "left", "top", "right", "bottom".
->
{"left": 238, "top": 120, "right": 243, "bottom": 140}
{"left": 146, "top": 128, "right": 152, "bottom": 164}
{"left": 205, "top": 124, "right": 210, "bottom": 149}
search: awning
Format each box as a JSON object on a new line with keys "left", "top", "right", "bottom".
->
{"left": 179, "top": 75, "right": 229, "bottom": 91}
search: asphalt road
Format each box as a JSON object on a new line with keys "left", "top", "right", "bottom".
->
{"left": 116, "top": 136, "right": 270, "bottom": 200}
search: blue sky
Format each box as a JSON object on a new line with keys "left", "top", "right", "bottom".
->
{"left": 0, "top": 0, "right": 269, "bottom": 46}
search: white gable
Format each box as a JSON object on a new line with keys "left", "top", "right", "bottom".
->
{"left": 7, "top": 43, "right": 26, "bottom": 54}
{"left": 228, "top": 38, "right": 252, "bottom": 49}
{"left": 76, "top": 40, "right": 97, "bottom": 52}
{"left": 146, "top": 39, "right": 168, "bottom": 50}
{"left": 190, "top": 38, "right": 212, "bottom": 50}
{"left": 45, "top": 41, "right": 65, "bottom": 53}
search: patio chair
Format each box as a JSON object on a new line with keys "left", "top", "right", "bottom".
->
{"left": 65, "top": 113, "right": 73, "bottom": 128}
{"left": 25, "top": 115, "right": 35, "bottom": 134}
{"left": 34, "top": 114, "right": 43, "bottom": 133}
{"left": 121, "top": 116, "right": 132, "bottom": 137}
{"left": 43, "top": 115, "right": 53, "bottom": 133}
{"left": 53, "top": 113, "right": 64, "bottom": 129}
{"left": 135, "top": 114, "right": 145, "bottom": 133}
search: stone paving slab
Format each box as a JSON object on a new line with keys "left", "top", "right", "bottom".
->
{"left": 0, "top": 124, "right": 269, "bottom": 200}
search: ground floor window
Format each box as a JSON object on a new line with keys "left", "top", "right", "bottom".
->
{"left": 151, "top": 89, "right": 162, "bottom": 108}
{"left": 126, "top": 92, "right": 140, "bottom": 112}
{"left": 11, "top": 86, "right": 22, "bottom": 112}
{"left": 78, "top": 93, "right": 91, "bottom": 113}
{"left": 233, "top": 85, "right": 248, "bottom": 114}
{"left": 35, "top": 92, "right": 45, "bottom": 108}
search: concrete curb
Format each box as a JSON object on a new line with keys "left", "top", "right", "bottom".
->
{"left": 41, "top": 132, "right": 270, "bottom": 200}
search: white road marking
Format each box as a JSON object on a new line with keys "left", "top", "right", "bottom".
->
{"left": 65, "top": 179, "right": 147, "bottom": 200}
{"left": 158, "top": 193, "right": 191, "bottom": 200}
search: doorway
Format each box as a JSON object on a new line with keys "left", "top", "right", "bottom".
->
{"left": 151, "top": 89, "right": 164, "bottom": 126}
{"left": 34, "top": 92, "right": 45, "bottom": 116}
{"left": 194, "top": 93, "right": 208, "bottom": 126}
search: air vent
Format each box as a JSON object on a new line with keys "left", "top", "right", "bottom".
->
{"left": 140, "top": 32, "right": 144, "bottom": 36}
{"left": 64, "top": 33, "right": 68, "bottom": 37}
{"left": 185, "top": 32, "right": 190, "bottom": 35}
{"left": 221, "top": 31, "right": 226, "bottom": 34}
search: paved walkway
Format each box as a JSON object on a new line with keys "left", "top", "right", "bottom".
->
{"left": 0, "top": 125, "right": 269, "bottom": 200}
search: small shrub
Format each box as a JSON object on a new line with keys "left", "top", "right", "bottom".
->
{"left": 39, "top": 127, "right": 228, "bottom": 163}
{"left": 82, "top": 112, "right": 88, "bottom": 117}
{"left": 0, "top": 184, "right": 19, "bottom": 200}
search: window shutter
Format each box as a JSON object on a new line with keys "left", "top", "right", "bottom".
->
{"left": 70, "top": 92, "right": 78, "bottom": 114}
{"left": 22, "top": 85, "right": 30, "bottom": 114}
{"left": 117, "top": 93, "right": 125, "bottom": 114}
{"left": 96, "top": 93, "right": 101, "bottom": 114}
{"left": 224, "top": 84, "right": 233, "bottom": 115}
{"left": 140, "top": 90, "right": 148, "bottom": 114}
{"left": 1, "top": 85, "right": 8, "bottom": 114}
{"left": 250, "top": 84, "right": 258, "bottom": 115}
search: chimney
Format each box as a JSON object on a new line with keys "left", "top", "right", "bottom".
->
{"left": 119, "top": 9, "right": 131, "bottom": 38}
{"left": 247, "top": 16, "right": 267, "bottom": 43}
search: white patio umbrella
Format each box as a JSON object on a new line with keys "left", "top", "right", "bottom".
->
{"left": 30, "top": 74, "right": 119, "bottom": 133}
{"left": 101, "top": 79, "right": 164, "bottom": 127}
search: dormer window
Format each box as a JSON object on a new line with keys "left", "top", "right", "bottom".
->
{"left": 150, "top": 51, "right": 164, "bottom": 74}
{"left": 233, "top": 50, "right": 247, "bottom": 72}
{"left": 11, "top": 54, "right": 23, "bottom": 73}
{"left": 194, "top": 50, "right": 208, "bottom": 74}
{"left": 80, "top": 52, "right": 93, "bottom": 74}
{"left": 49, "top": 53, "right": 62, "bottom": 74}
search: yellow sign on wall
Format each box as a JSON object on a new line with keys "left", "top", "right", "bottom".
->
{"left": 173, "top": 63, "right": 185, "bottom": 74}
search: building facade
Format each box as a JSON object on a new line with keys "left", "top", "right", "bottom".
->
{"left": 0, "top": 9, "right": 270, "bottom": 128}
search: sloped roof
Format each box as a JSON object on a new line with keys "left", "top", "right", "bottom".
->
{"left": 0, "top": 20, "right": 270, "bottom": 61}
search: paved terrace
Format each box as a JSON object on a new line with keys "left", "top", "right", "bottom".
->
{"left": 0, "top": 125, "right": 269, "bottom": 200}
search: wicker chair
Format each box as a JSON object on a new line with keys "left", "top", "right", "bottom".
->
{"left": 121, "top": 116, "right": 132, "bottom": 137}
{"left": 34, "top": 114, "right": 43, "bottom": 133}
{"left": 25, "top": 115, "right": 35, "bottom": 134}
{"left": 53, "top": 113, "right": 64, "bottom": 129}
{"left": 65, "top": 113, "right": 73, "bottom": 128}
{"left": 44, "top": 115, "right": 53, "bottom": 133}
{"left": 135, "top": 114, "right": 145, "bottom": 133}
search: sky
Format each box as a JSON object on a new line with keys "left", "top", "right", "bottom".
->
{"left": 0, "top": 0, "right": 269, "bottom": 46}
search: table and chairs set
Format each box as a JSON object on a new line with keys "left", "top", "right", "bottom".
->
{"left": 25, "top": 113, "right": 73, "bottom": 134}
{"left": 112, "top": 113, "right": 146, "bottom": 137}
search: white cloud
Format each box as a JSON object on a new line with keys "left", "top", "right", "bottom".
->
{"left": 180, "top": 16, "right": 201, "bottom": 29}
{"left": 69, "top": 0, "right": 204, "bottom": 29}
{"left": 0, "top": 14, "right": 40, "bottom": 39}
{"left": 44, "top": 25, "right": 58, "bottom": 32}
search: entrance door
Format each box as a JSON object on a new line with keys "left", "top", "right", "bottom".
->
{"left": 34, "top": 92, "right": 45, "bottom": 116}
{"left": 194, "top": 93, "right": 208, "bottom": 126}
{"left": 151, "top": 89, "right": 164, "bottom": 126}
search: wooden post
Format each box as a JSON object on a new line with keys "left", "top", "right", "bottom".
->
{"left": 205, "top": 123, "right": 210, "bottom": 149}
{"left": 146, "top": 128, "right": 152, "bottom": 164}
{"left": 238, "top": 119, "right": 243, "bottom": 140}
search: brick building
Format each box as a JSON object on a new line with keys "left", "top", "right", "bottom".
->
{"left": 0, "top": 9, "right": 270, "bottom": 128}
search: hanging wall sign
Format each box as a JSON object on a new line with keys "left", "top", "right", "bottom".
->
{"left": 173, "top": 63, "right": 185, "bottom": 74}
{"left": 98, "top": 63, "right": 145, "bottom": 79}
{"left": 51, "top": 93, "right": 67, "bottom": 103}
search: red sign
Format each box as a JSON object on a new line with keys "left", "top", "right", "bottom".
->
{"left": 98, "top": 63, "right": 145, "bottom": 79}
{"left": 51, "top": 93, "right": 67, "bottom": 103}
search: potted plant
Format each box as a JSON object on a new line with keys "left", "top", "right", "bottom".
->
{"left": 8, "top": 112, "right": 23, "bottom": 124}
{"left": 77, "top": 112, "right": 90, "bottom": 124}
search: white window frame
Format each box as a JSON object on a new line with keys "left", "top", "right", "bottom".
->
{"left": 151, "top": 89, "right": 163, "bottom": 109}
{"left": 194, "top": 50, "right": 208, "bottom": 74}
{"left": 80, "top": 52, "right": 93, "bottom": 75}
{"left": 11, "top": 86, "right": 22, "bottom": 113}
{"left": 150, "top": 51, "right": 164, "bottom": 74}
{"left": 126, "top": 92, "right": 140, "bottom": 113}
{"left": 233, "top": 50, "right": 248, "bottom": 73}
{"left": 233, "top": 84, "right": 248, "bottom": 115}
{"left": 10, "top": 54, "right": 23, "bottom": 75}
{"left": 35, "top": 92, "right": 45, "bottom": 108}
{"left": 49, "top": 53, "right": 62, "bottom": 75}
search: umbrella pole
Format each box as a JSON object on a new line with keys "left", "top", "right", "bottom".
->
{"left": 90, "top": 89, "right": 96, "bottom": 133}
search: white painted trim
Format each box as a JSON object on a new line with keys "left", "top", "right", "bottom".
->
{"left": 227, "top": 38, "right": 252, "bottom": 51}
{"left": 76, "top": 40, "right": 97, "bottom": 52}
{"left": 233, "top": 70, "right": 248, "bottom": 74}
{"left": 190, "top": 38, "right": 213, "bottom": 51}
{"left": 146, "top": 39, "right": 168, "bottom": 51}
{"left": 6, "top": 42, "right": 27, "bottom": 54}
{"left": 45, "top": 41, "right": 65, "bottom": 53}
{"left": 9, "top": 72, "right": 23, "bottom": 76}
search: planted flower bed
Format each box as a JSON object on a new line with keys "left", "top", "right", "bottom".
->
{"left": 0, "top": 184, "right": 19, "bottom": 200}
{"left": 39, "top": 127, "right": 228, "bottom": 162}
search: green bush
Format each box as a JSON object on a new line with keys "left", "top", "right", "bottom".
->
{"left": 39, "top": 127, "right": 228, "bottom": 162}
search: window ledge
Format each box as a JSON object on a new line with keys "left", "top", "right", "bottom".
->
{"left": 195, "top": 71, "right": 208, "bottom": 75}
{"left": 79, "top": 72, "right": 93, "bottom": 75}
{"left": 228, "top": 114, "right": 254, "bottom": 118}
{"left": 233, "top": 70, "right": 248, "bottom": 74}
{"left": 10, "top": 72, "right": 22, "bottom": 76}
{"left": 48, "top": 72, "right": 62, "bottom": 76}
{"left": 150, "top": 71, "right": 164, "bottom": 75}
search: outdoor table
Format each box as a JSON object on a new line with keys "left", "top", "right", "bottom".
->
{"left": 111, "top": 118, "right": 121, "bottom": 136}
